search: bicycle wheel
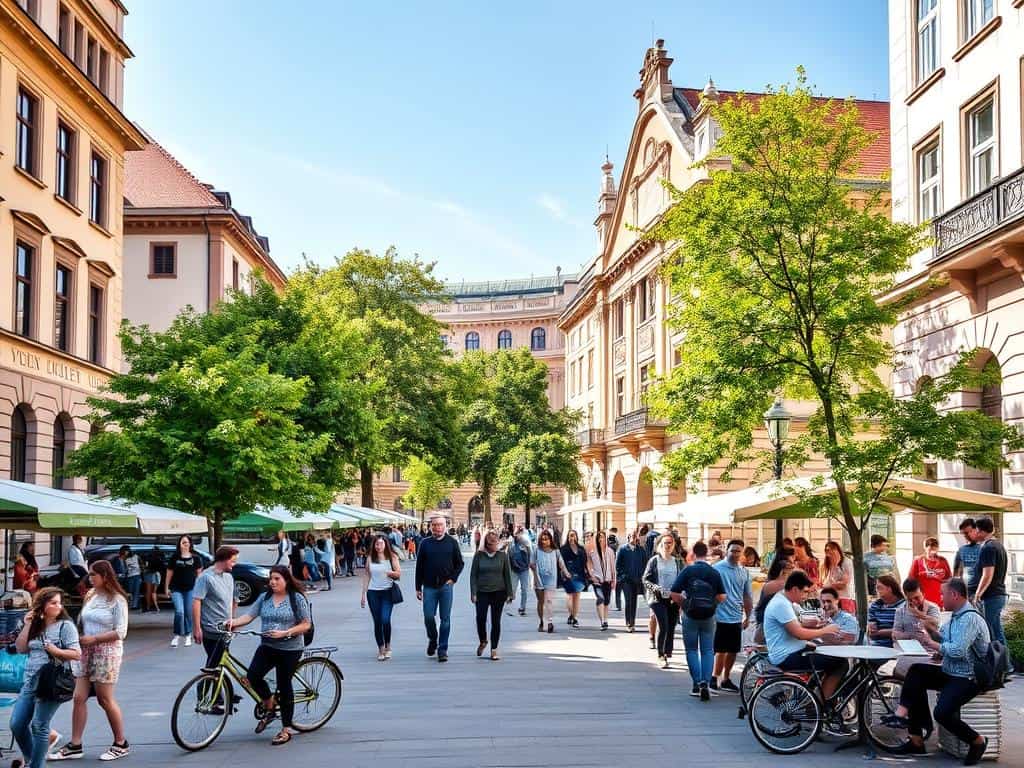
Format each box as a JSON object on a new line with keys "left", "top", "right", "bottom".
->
{"left": 740, "top": 651, "right": 772, "bottom": 708}
{"left": 289, "top": 657, "right": 343, "bottom": 732}
{"left": 171, "top": 672, "right": 233, "bottom": 752}
{"left": 747, "top": 676, "right": 822, "bottom": 754}
{"left": 860, "top": 675, "right": 905, "bottom": 753}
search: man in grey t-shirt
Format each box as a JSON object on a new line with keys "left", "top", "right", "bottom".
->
{"left": 192, "top": 546, "right": 238, "bottom": 669}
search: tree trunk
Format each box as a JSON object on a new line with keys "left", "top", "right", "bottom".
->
{"left": 360, "top": 463, "right": 375, "bottom": 508}
{"left": 212, "top": 509, "right": 224, "bottom": 553}
{"left": 847, "top": 520, "right": 868, "bottom": 637}
{"left": 482, "top": 481, "right": 492, "bottom": 525}
{"left": 524, "top": 484, "right": 532, "bottom": 529}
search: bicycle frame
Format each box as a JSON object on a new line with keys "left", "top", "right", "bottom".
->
{"left": 772, "top": 655, "right": 894, "bottom": 724}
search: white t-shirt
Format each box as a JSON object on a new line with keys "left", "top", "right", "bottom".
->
{"left": 276, "top": 538, "right": 293, "bottom": 566}
{"left": 68, "top": 544, "right": 86, "bottom": 570}
{"left": 764, "top": 591, "right": 809, "bottom": 664}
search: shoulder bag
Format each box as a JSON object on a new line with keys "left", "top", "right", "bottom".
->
{"left": 389, "top": 557, "right": 404, "bottom": 604}
{"left": 287, "top": 591, "right": 315, "bottom": 647}
{"left": 36, "top": 621, "right": 76, "bottom": 702}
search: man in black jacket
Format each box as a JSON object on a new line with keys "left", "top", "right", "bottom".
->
{"left": 415, "top": 515, "right": 464, "bottom": 663}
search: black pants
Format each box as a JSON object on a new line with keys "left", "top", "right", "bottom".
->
{"left": 649, "top": 598, "right": 679, "bottom": 658}
{"left": 621, "top": 579, "right": 641, "bottom": 627}
{"left": 475, "top": 590, "right": 507, "bottom": 649}
{"left": 202, "top": 633, "right": 227, "bottom": 670}
{"left": 614, "top": 580, "right": 623, "bottom": 610}
{"left": 899, "top": 662, "right": 981, "bottom": 744}
{"left": 247, "top": 645, "right": 304, "bottom": 728}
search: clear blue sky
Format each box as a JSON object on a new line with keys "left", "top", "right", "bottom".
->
{"left": 124, "top": 1, "right": 889, "bottom": 281}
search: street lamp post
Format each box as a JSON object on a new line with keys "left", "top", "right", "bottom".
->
{"left": 764, "top": 397, "right": 792, "bottom": 553}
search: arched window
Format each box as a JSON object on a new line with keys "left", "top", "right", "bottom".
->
{"left": 87, "top": 423, "right": 100, "bottom": 494}
{"left": 530, "top": 327, "right": 546, "bottom": 351}
{"left": 10, "top": 407, "right": 27, "bottom": 482}
{"left": 52, "top": 416, "right": 67, "bottom": 489}
{"left": 497, "top": 329, "right": 512, "bottom": 349}
{"left": 465, "top": 331, "right": 480, "bottom": 351}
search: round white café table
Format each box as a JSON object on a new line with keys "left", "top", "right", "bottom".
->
{"left": 814, "top": 645, "right": 899, "bottom": 662}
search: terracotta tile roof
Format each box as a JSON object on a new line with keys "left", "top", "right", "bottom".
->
{"left": 124, "top": 138, "right": 223, "bottom": 209}
{"left": 674, "top": 88, "right": 890, "bottom": 180}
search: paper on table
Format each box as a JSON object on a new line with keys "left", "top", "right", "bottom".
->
{"left": 896, "top": 639, "right": 929, "bottom": 655}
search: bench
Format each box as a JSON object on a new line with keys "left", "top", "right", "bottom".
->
{"left": 938, "top": 691, "right": 1002, "bottom": 761}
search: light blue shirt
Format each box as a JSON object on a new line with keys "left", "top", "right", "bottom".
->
{"left": 940, "top": 604, "right": 990, "bottom": 679}
{"left": 764, "top": 591, "right": 809, "bottom": 664}
{"left": 832, "top": 609, "right": 860, "bottom": 639}
{"left": 713, "top": 559, "right": 752, "bottom": 624}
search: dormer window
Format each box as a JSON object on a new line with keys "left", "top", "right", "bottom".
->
{"left": 696, "top": 126, "right": 708, "bottom": 159}
{"left": 695, "top": 120, "right": 722, "bottom": 160}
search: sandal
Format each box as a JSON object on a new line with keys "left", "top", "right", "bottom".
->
{"left": 880, "top": 714, "right": 910, "bottom": 730}
{"left": 255, "top": 711, "right": 277, "bottom": 734}
{"left": 271, "top": 730, "right": 292, "bottom": 746}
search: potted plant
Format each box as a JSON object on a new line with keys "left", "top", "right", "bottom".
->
{"left": 1005, "top": 609, "right": 1024, "bottom": 673}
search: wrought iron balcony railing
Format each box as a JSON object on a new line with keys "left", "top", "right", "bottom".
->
{"left": 933, "top": 166, "right": 1024, "bottom": 260}
{"left": 612, "top": 407, "right": 666, "bottom": 436}
{"left": 575, "top": 428, "right": 604, "bottom": 448}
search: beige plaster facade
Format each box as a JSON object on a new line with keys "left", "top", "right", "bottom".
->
{"left": 0, "top": 0, "right": 145, "bottom": 567}
{"left": 558, "top": 40, "right": 890, "bottom": 549}
{"left": 886, "top": 1, "right": 1024, "bottom": 583}
{"left": 367, "top": 272, "right": 579, "bottom": 527}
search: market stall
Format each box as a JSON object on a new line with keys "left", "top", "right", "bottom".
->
{"left": 554, "top": 497, "right": 626, "bottom": 534}
{"left": 221, "top": 505, "right": 336, "bottom": 535}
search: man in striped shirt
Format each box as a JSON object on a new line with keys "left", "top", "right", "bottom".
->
{"left": 882, "top": 578, "right": 990, "bottom": 764}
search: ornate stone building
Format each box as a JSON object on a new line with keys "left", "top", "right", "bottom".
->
{"left": 884, "top": 1, "right": 1024, "bottom": 581}
{"left": 559, "top": 40, "right": 890, "bottom": 546}
{"left": 0, "top": 0, "right": 146, "bottom": 566}
{"left": 364, "top": 272, "right": 579, "bottom": 526}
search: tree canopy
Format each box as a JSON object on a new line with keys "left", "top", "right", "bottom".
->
{"left": 647, "top": 70, "right": 1023, "bottom": 624}
{"left": 497, "top": 432, "right": 581, "bottom": 527}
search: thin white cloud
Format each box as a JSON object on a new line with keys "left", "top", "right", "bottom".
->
{"left": 537, "top": 193, "right": 569, "bottom": 221}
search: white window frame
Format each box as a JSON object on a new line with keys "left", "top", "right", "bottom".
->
{"left": 967, "top": 98, "right": 996, "bottom": 195}
{"left": 916, "top": 0, "right": 939, "bottom": 83}
{"left": 917, "top": 139, "right": 941, "bottom": 222}
{"left": 963, "top": 0, "right": 994, "bottom": 40}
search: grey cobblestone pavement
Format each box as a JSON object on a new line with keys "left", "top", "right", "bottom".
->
{"left": 27, "top": 550, "right": 1024, "bottom": 767}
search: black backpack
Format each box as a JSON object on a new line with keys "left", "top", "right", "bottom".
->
{"left": 683, "top": 566, "right": 717, "bottom": 620}
{"left": 955, "top": 609, "right": 1010, "bottom": 693}
{"left": 287, "top": 590, "right": 315, "bottom": 647}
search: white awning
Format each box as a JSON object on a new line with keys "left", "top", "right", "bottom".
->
{"left": 554, "top": 498, "right": 627, "bottom": 517}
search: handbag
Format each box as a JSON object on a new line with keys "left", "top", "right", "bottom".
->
{"left": 389, "top": 580, "right": 404, "bottom": 604}
{"left": 35, "top": 621, "right": 75, "bottom": 702}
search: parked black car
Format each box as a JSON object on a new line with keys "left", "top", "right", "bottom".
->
{"left": 85, "top": 544, "right": 270, "bottom": 606}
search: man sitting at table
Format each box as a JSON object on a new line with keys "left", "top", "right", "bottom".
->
{"left": 764, "top": 570, "right": 845, "bottom": 698}
{"left": 891, "top": 577, "right": 942, "bottom": 679}
{"left": 881, "top": 578, "right": 990, "bottom": 764}
{"left": 818, "top": 587, "right": 858, "bottom": 645}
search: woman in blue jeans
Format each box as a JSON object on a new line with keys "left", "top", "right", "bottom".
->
{"left": 164, "top": 535, "right": 203, "bottom": 648}
{"left": 12, "top": 588, "right": 82, "bottom": 768}
{"left": 361, "top": 535, "right": 401, "bottom": 660}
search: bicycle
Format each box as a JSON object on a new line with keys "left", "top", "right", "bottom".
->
{"left": 746, "top": 649, "right": 903, "bottom": 755}
{"left": 170, "top": 627, "right": 344, "bottom": 751}
{"left": 737, "top": 645, "right": 771, "bottom": 716}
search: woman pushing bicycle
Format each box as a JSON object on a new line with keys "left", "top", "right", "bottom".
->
{"left": 226, "top": 565, "right": 312, "bottom": 746}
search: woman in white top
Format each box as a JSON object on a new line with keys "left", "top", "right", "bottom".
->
{"left": 530, "top": 530, "right": 571, "bottom": 634}
{"left": 51, "top": 559, "right": 130, "bottom": 762}
{"left": 360, "top": 534, "right": 401, "bottom": 661}
{"left": 822, "top": 540, "right": 854, "bottom": 601}
{"left": 588, "top": 530, "right": 617, "bottom": 631}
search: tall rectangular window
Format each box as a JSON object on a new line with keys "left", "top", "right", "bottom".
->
{"left": 151, "top": 244, "right": 176, "bottom": 276}
{"left": 614, "top": 298, "right": 624, "bottom": 338}
{"left": 967, "top": 98, "right": 996, "bottom": 195}
{"left": 232, "top": 259, "right": 240, "bottom": 291}
{"left": 570, "top": 361, "right": 577, "bottom": 396}
{"left": 73, "top": 20, "right": 84, "bottom": 67}
{"left": 55, "top": 265, "right": 72, "bottom": 351}
{"left": 917, "top": 140, "right": 941, "bottom": 221}
{"left": 646, "top": 275, "right": 657, "bottom": 318}
{"left": 56, "top": 121, "right": 76, "bottom": 203}
{"left": 638, "top": 280, "right": 649, "bottom": 322}
{"left": 615, "top": 377, "right": 625, "bottom": 417}
{"left": 88, "top": 284, "right": 104, "bottom": 364}
{"left": 90, "top": 152, "right": 107, "bottom": 226}
{"left": 98, "top": 49, "right": 110, "bottom": 95}
{"left": 587, "top": 349, "right": 594, "bottom": 389}
{"left": 16, "top": 87, "right": 38, "bottom": 176}
{"left": 58, "top": 5, "right": 71, "bottom": 54}
{"left": 16, "top": 0, "right": 38, "bottom": 20}
{"left": 964, "top": 0, "right": 994, "bottom": 40}
{"left": 917, "top": 0, "right": 939, "bottom": 83}
{"left": 15, "top": 242, "right": 34, "bottom": 337}
{"left": 86, "top": 36, "right": 97, "bottom": 82}
{"left": 639, "top": 364, "right": 651, "bottom": 404}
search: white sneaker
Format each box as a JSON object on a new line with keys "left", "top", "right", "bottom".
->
{"left": 170, "top": 636, "right": 179, "bottom": 648}
{"left": 184, "top": 635, "right": 192, "bottom": 647}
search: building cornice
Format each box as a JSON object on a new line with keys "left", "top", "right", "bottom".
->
{"left": 1, "top": 0, "right": 145, "bottom": 150}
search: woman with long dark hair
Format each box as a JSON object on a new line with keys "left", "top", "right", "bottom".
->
{"left": 531, "top": 530, "right": 570, "bottom": 633}
{"left": 867, "top": 573, "right": 905, "bottom": 648}
{"left": 11, "top": 588, "right": 81, "bottom": 768}
{"left": 793, "top": 537, "right": 820, "bottom": 586}
{"left": 360, "top": 535, "right": 402, "bottom": 661}
{"left": 822, "top": 540, "right": 853, "bottom": 604}
{"left": 14, "top": 542, "right": 39, "bottom": 593}
{"left": 164, "top": 535, "right": 202, "bottom": 648}
{"left": 588, "top": 530, "right": 616, "bottom": 631}
{"left": 643, "top": 534, "right": 685, "bottom": 669}
{"left": 51, "top": 560, "right": 130, "bottom": 761}
{"left": 228, "top": 566, "right": 312, "bottom": 746}
{"left": 559, "top": 530, "right": 588, "bottom": 627}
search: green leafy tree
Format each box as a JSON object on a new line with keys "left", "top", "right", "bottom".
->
{"left": 646, "top": 70, "right": 1023, "bottom": 625}
{"left": 497, "top": 433, "right": 581, "bottom": 528}
{"left": 65, "top": 326, "right": 331, "bottom": 549}
{"left": 401, "top": 456, "right": 451, "bottom": 521}
{"left": 457, "top": 349, "right": 578, "bottom": 524}
{"left": 294, "top": 248, "right": 466, "bottom": 507}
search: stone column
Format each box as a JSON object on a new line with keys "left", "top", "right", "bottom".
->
{"left": 624, "top": 285, "right": 637, "bottom": 412}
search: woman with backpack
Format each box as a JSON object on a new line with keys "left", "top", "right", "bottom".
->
{"left": 642, "top": 534, "right": 685, "bottom": 669}
{"left": 11, "top": 587, "right": 81, "bottom": 768}
{"left": 227, "top": 565, "right": 312, "bottom": 746}
{"left": 360, "top": 535, "right": 402, "bottom": 661}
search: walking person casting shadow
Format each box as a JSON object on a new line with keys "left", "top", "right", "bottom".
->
{"left": 471, "top": 531, "right": 513, "bottom": 660}
{"left": 415, "top": 515, "right": 464, "bottom": 663}
{"left": 226, "top": 566, "right": 312, "bottom": 746}
{"left": 360, "top": 535, "right": 402, "bottom": 661}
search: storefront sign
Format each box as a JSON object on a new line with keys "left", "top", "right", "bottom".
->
{"left": 1, "top": 335, "right": 108, "bottom": 393}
